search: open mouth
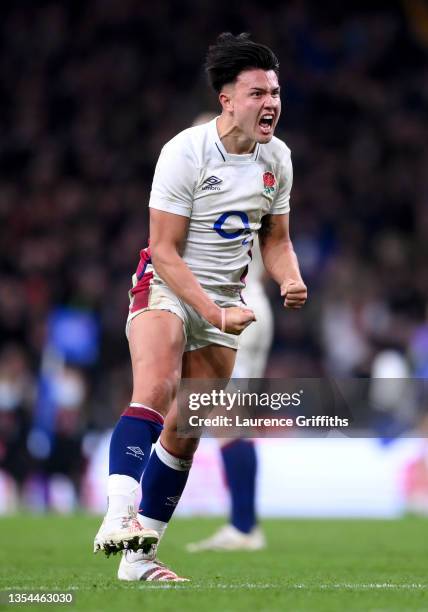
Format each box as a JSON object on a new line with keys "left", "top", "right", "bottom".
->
{"left": 259, "top": 114, "right": 274, "bottom": 134}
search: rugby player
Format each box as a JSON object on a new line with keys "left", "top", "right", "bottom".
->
{"left": 94, "top": 32, "right": 307, "bottom": 582}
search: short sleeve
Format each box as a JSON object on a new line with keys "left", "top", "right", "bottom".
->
{"left": 270, "top": 153, "right": 293, "bottom": 215}
{"left": 149, "top": 140, "right": 197, "bottom": 218}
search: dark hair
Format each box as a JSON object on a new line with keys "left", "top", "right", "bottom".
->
{"left": 205, "top": 32, "right": 279, "bottom": 93}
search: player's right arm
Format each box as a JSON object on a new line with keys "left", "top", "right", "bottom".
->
{"left": 150, "top": 209, "right": 254, "bottom": 334}
{"left": 148, "top": 139, "right": 254, "bottom": 335}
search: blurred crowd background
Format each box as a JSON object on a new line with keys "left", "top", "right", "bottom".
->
{"left": 0, "top": 0, "right": 427, "bottom": 511}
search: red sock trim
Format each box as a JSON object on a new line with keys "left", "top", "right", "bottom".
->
{"left": 122, "top": 405, "right": 164, "bottom": 426}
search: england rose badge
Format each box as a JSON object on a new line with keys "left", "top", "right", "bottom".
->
{"left": 263, "top": 171, "right": 276, "bottom": 196}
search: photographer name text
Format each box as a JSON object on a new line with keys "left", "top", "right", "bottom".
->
{"left": 187, "top": 415, "right": 349, "bottom": 428}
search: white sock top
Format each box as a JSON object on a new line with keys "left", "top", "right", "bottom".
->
{"left": 106, "top": 474, "right": 140, "bottom": 517}
{"left": 155, "top": 439, "right": 192, "bottom": 472}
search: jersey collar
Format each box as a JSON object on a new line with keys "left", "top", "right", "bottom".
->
{"left": 210, "top": 117, "right": 260, "bottom": 163}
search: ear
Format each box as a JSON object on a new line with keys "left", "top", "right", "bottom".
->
{"left": 219, "top": 90, "right": 234, "bottom": 113}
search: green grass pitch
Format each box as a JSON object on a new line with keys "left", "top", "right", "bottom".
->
{"left": 0, "top": 515, "right": 427, "bottom": 611}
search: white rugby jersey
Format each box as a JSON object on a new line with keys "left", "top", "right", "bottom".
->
{"left": 149, "top": 117, "right": 292, "bottom": 299}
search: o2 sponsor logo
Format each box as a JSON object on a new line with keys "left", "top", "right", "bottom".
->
{"left": 213, "top": 211, "right": 252, "bottom": 245}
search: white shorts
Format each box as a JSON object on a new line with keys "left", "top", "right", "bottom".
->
{"left": 126, "top": 282, "right": 241, "bottom": 352}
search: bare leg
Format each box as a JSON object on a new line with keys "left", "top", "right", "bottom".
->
{"left": 129, "top": 311, "right": 185, "bottom": 417}
{"left": 94, "top": 310, "right": 186, "bottom": 556}
{"left": 161, "top": 344, "right": 237, "bottom": 457}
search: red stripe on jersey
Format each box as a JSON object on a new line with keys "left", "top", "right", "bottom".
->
{"left": 240, "top": 247, "right": 252, "bottom": 285}
{"left": 136, "top": 246, "right": 152, "bottom": 281}
{"left": 240, "top": 265, "right": 248, "bottom": 284}
{"left": 130, "top": 246, "right": 153, "bottom": 312}
{"left": 130, "top": 271, "right": 153, "bottom": 312}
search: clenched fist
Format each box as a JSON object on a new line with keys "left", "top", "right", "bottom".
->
{"left": 280, "top": 279, "right": 307, "bottom": 309}
{"left": 221, "top": 306, "right": 256, "bottom": 335}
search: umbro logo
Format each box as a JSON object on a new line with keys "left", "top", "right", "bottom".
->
{"left": 165, "top": 495, "right": 181, "bottom": 507}
{"left": 204, "top": 175, "right": 222, "bottom": 186}
{"left": 126, "top": 446, "right": 145, "bottom": 460}
{"left": 202, "top": 175, "right": 222, "bottom": 191}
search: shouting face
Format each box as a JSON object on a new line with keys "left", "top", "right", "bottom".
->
{"left": 219, "top": 68, "right": 281, "bottom": 148}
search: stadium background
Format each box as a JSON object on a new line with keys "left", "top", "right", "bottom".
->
{"left": 0, "top": 0, "right": 427, "bottom": 518}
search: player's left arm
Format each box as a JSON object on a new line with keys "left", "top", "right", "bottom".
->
{"left": 258, "top": 213, "right": 307, "bottom": 309}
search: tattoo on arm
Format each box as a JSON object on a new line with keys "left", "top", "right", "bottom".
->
{"left": 258, "top": 215, "right": 275, "bottom": 246}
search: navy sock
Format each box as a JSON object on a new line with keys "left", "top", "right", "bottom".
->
{"left": 139, "top": 440, "right": 192, "bottom": 523}
{"left": 221, "top": 440, "right": 257, "bottom": 533}
{"left": 109, "top": 405, "right": 163, "bottom": 481}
